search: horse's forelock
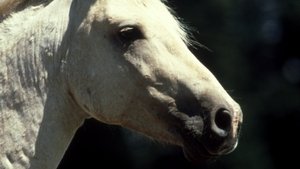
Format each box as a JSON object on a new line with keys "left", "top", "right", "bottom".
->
{"left": 160, "top": 0, "right": 196, "bottom": 47}
{"left": 162, "top": 0, "right": 209, "bottom": 50}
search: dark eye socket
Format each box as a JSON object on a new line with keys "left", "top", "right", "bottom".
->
{"left": 117, "top": 26, "right": 144, "bottom": 44}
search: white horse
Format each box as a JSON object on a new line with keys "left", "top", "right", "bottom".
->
{"left": 0, "top": 0, "right": 243, "bottom": 168}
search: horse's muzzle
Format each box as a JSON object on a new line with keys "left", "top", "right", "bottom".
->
{"left": 178, "top": 106, "right": 242, "bottom": 163}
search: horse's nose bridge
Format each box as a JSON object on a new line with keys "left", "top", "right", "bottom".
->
{"left": 175, "top": 75, "right": 242, "bottom": 133}
{"left": 175, "top": 79, "right": 231, "bottom": 115}
{"left": 164, "top": 50, "right": 243, "bottom": 134}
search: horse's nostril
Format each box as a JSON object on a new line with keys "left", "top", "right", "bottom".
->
{"left": 215, "top": 109, "right": 232, "bottom": 133}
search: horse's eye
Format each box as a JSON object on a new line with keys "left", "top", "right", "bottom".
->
{"left": 118, "top": 26, "right": 144, "bottom": 44}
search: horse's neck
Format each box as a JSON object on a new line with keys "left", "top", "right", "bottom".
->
{"left": 0, "top": 1, "right": 86, "bottom": 168}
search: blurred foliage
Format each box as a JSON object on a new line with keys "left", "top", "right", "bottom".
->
{"left": 59, "top": 0, "right": 300, "bottom": 169}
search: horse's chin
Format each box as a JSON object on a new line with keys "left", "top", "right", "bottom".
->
{"left": 182, "top": 140, "right": 219, "bottom": 164}
{"left": 182, "top": 137, "right": 239, "bottom": 164}
{"left": 183, "top": 148, "right": 217, "bottom": 164}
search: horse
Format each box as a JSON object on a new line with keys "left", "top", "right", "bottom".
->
{"left": 0, "top": 0, "right": 243, "bottom": 168}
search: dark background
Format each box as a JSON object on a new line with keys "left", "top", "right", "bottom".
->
{"left": 58, "top": 0, "right": 300, "bottom": 169}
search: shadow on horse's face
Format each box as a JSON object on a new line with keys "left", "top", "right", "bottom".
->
{"left": 66, "top": 0, "right": 243, "bottom": 163}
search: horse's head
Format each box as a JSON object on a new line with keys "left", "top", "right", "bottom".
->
{"left": 65, "top": 0, "right": 243, "bottom": 163}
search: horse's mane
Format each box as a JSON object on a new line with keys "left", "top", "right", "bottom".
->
{"left": 0, "top": 0, "right": 199, "bottom": 48}
{"left": 0, "top": 0, "right": 51, "bottom": 21}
